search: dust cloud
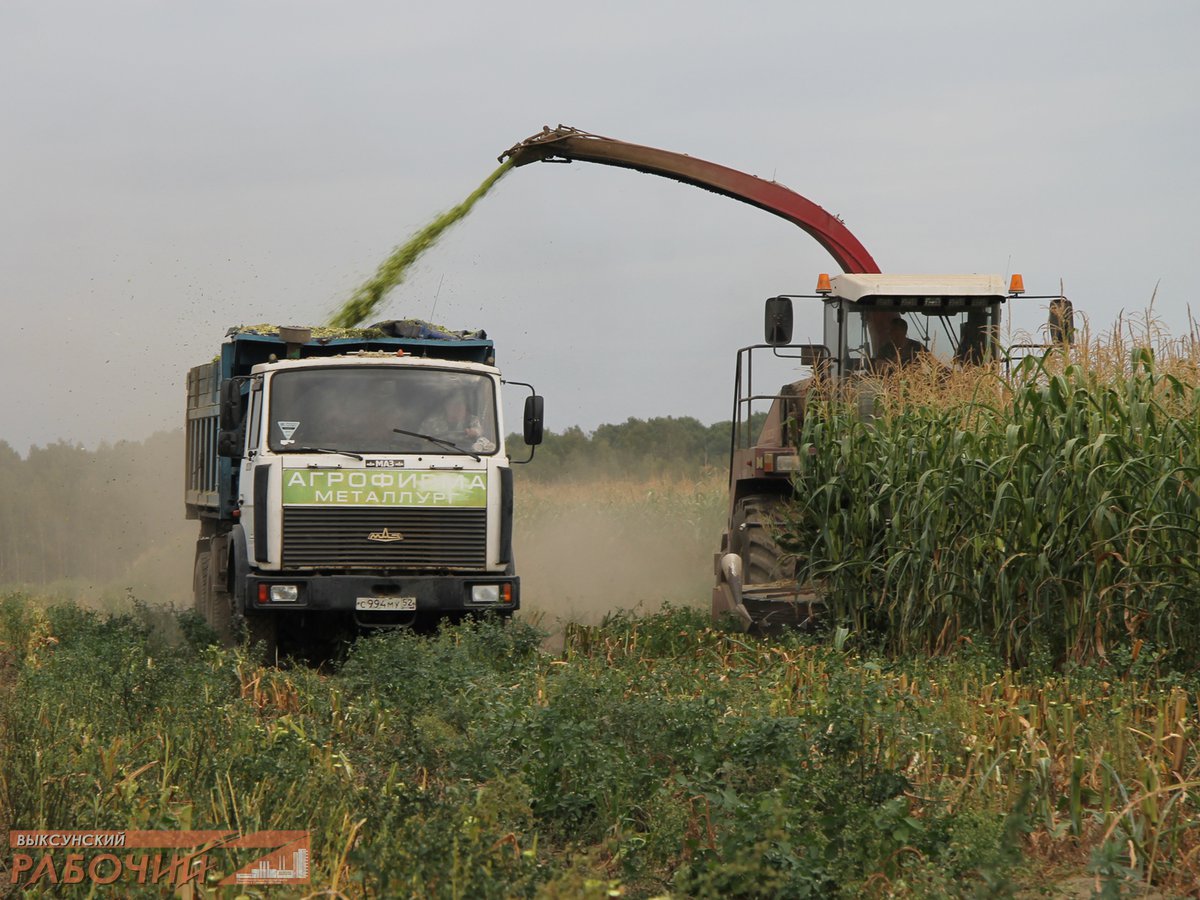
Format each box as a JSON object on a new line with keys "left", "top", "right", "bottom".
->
{"left": 119, "top": 528, "right": 195, "bottom": 609}
{"left": 512, "top": 479, "right": 724, "bottom": 633}
{"left": 3, "top": 432, "right": 724, "bottom": 635}
{"left": 0, "top": 431, "right": 195, "bottom": 613}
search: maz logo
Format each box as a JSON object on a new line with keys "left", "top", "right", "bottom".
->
{"left": 367, "top": 528, "right": 405, "bottom": 543}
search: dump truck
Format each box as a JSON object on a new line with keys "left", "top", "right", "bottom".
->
{"left": 185, "top": 323, "right": 543, "bottom": 656}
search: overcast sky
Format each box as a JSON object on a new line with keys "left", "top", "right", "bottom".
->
{"left": 3, "top": 1, "right": 1198, "bottom": 452}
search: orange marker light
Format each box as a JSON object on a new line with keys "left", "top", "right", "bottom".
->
{"left": 815, "top": 273, "right": 833, "bottom": 294}
{"left": 1009, "top": 273, "right": 1025, "bottom": 295}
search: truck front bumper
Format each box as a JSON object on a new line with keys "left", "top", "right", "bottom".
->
{"left": 241, "top": 572, "right": 519, "bottom": 617}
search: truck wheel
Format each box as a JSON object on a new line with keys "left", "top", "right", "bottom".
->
{"left": 733, "top": 495, "right": 791, "bottom": 583}
{"left": 193, "top": 555, "right": 211, "bottom": 621}
{"left": 209, "top": 585, "right": 234, "bottom": 648}
{"left": 194, "top": 553, "right": 235, "bottom": 647}
{"left": 241, "top": 613, "right": 278, "bottom": 665}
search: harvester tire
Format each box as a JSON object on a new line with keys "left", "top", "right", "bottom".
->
{"left": 733, "top": 495, "right": 791, "bottom": 584}
{"left": 730, "top": 494, "right": 819, "bottom": 632}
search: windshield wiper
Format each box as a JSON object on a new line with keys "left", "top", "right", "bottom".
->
{"left": 392, "top": 428, "right": 481, "bottom": 461}
{"left": 286, "top": 446, "right": 364, "bottom": 460}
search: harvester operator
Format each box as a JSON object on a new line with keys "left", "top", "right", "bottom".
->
{"left": 871, "top": 317, "right": 926, "bottom": 373}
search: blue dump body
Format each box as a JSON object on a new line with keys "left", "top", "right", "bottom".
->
{"left": 219, "top": 328, "right": 495, "bottom": 380}
{"left": 186, "top": 325, "right": 496, "bottom": 520}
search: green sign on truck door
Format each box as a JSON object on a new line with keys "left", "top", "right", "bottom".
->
{"left": 282, "top": 469, "right": 487, "bottom": 508}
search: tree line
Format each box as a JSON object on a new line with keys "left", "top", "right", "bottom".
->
{"left": 0, "top": 432, "right": 192, "bottom": 586}
{"left": 508, "top": 415, "right": 741, "bottom": 481}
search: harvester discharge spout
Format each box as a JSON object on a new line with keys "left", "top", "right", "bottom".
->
{"left": 500, "top": 125, "right": 881, "bottom": 275}
{"left": 501, "top": 124, "right": 879, "bottom": 634}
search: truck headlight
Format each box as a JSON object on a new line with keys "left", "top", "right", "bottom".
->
{"left": 269, "top": 584, "right": 299, "bottom": 602}
{"left": 472, "top": 585, "right": 500, "bottom": 604}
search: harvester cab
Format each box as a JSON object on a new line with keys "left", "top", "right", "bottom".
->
{"left": 806, "top": 273, "right": 1013, "bottom": 372}
{"left": 713, "top": 273, "right": 1034, "bottom": 632}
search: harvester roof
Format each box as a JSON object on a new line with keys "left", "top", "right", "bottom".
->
{"left": 830, "top": 273, "right": 1008, "bottom": 304}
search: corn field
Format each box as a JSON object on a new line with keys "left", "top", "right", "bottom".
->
{"left": 782, "top": 319, "right": 1200, "bottom": 665}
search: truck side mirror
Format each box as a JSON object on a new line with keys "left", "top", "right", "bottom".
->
{"left": 523, "top": 395, "right": 544, "bottom": 446}
{"left": 219, "top": 379, "right": 246, "bottom": 431}
{"left": 764, "top": 297, "right": 793, "bottom": 346}
{"left": 216, "top": 428, "right": 243, "bottom": 459}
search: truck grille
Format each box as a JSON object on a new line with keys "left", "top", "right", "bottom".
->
{"left": 282, "top": 507, "right": 487, "bottom": 569}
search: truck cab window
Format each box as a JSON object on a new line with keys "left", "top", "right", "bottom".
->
{"left": 267, "top": 367, "right": 499, "bottom": 455}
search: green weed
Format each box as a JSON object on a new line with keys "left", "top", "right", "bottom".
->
{"left": 1, "top": 596, "right": 1197, "bottom": 896}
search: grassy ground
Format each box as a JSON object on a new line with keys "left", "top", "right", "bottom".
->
{"left": 0, "top": 595, "right": 1195, "bottom": 898}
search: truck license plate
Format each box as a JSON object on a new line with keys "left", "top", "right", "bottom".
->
{"left": 356, "top": 596, "right": 417, "bottom": 612}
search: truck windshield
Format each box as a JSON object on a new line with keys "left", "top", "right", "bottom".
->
{"left": 267, "top": 367, "right": 498, "bottom": 455}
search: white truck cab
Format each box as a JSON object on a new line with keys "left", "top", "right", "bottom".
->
{"left": 186, "top": 323, "right": 543, "bottom": 655}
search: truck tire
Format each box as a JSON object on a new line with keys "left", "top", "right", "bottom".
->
{"left": 193, "top": 554, "right": 210, "bottom": 621}
{"left": 226, "top": 526, "right": 276, "bottom": 663}
{"left": 241, "top": 613, "right": 278, "bottom": 665}
{"left": 209, "top": 585, "right": 234, "bottom": 648}
{"left": 193, "top": 552, "right": 234, "bottom": 647}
